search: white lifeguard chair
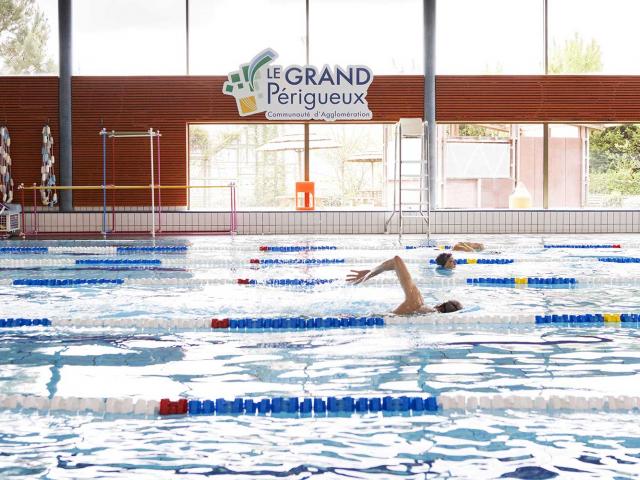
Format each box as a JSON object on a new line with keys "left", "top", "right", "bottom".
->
{"left": 384, "top": 118, "right": 431, "bottom": 239}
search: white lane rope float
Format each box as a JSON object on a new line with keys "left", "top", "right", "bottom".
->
{"left": 40, "top": 123, "right": 57, "bottom": 206}
{"left": 0, "top": 125, "right": 12, "bottom": 203}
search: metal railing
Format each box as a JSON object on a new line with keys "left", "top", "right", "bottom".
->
{"left": 18, "top": 183, "right": 237, "bottom": 237}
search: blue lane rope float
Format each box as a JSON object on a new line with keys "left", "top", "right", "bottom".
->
{"left": 466, "top": 277, "right": 576, "bottom": 285}
{"left": 0, "top": 247, "right": 49, "bottom": 254}
{"left": 544, "top": 244, "right": 621, "bottom": 249}
{"left": 259, "top": 245, "right": 338, "bottom": 252}
{"left": 429, "top": 258, "right": 514, "bottom": 265}
{"left": 599, "top": 257, "right": 640, "bottom": 263}
{"left": 75, "top": 259, "right": 162, "bottom": 265}
{"left": 250, "top": 258, "right": 345, "bottom": 265}
{"left": 0, "top": 318, "right": 51, "bottom": 327}
{"left": 12, "top": 278, "right": 124, "bottom": 286}
{"left": 116, "top": 246, "right": 188, "bottom": 253}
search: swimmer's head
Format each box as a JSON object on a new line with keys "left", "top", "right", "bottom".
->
{"left": 435, "top": 252, "right": 456, "bottom": 270}
{"left": 435, "top": 299, "right": 463, "bottom": 313}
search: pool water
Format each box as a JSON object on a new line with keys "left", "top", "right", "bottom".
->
{"left": 1, "top": 234, "right": 640, "bottom": 479}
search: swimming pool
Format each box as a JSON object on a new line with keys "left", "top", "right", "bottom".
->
{"left": 1, "top": 234, "right": 640, "bottom": 479}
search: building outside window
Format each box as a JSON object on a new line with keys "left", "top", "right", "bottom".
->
{"left": 189, "top": 124, "right": 303, "bottom": 210}
{"left": 309, "top": 124, "right": 388, "bottom": 208}
{"left": 189, "top": 123, "right": 390, "bottom": 210}
{"left": 438, "top": 124, "right": 589, "bottom": 209}
{"left": 588, "top": 124, "right": 640, "bottom": 208}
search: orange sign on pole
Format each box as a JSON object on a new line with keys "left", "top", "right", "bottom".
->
{"left": 295, "top": 181, "right": 315, "bottom": 210}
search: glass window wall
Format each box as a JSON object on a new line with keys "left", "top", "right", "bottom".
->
{"left": 548, "top": 0, "right": 640, "bottom": 74}
{"left": 438, "top": 124, "right": 545, "bottom": 208}
{"left": 588, "top": 124, "right": 640, "bottom": 208}
{"left": 189, "top": 124, "right": 304, "bottom": 210}
{"left": 436, "top": 0, "right": 543, "bottom": 74}
{"left": 72, "top": 0, "right": 186, "bottom": 75}
{"left": 188, "top": 0, "right": 305, "bottom": 74}
{"left": 309, "top": 124, "right": 388, "bottom": 208}
{"left": 309, "top": 0, "right": 422, "bottom": 74}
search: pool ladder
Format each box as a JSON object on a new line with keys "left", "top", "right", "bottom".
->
{"left": 384, "top": 118, "right": 431, "bottom": 239}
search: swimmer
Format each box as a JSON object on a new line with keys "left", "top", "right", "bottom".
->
{"left": 346, "top": 255, "right": 462, "bottom": 315}
{"left": 435, "top": 252, "right": 456, "bottom": 270}
{"left": 452, "top": 242, "right": 484, "bottom": 252}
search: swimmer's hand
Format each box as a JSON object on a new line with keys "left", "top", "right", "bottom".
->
{"left": 346, "top": 269, "right": 372, "bottom": 285}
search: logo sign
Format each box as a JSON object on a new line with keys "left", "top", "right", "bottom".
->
{"left": 222, "top": 49, "right": 373, "bottom": 121}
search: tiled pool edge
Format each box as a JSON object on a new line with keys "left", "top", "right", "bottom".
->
{"left": 20, "top": 210, "right": 640, "bottom": 235}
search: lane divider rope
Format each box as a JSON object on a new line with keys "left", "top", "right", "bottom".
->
{"left": 1, "top": 243, "right": 638, "bottom": 257}
{"left": 6, "top": 275, "right": 640, "bottom": 288}
{"left": 0, "top": 393, "right": 638, "bottom": 417}
{"left": 3, "top": 312, "right": 639, "bottom": 330}
{"left": 0, "top": 255, "right": 625, "bottom": 268}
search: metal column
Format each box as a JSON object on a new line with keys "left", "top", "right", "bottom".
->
{"left": 58, "top": 0, "right": 73, "bottom": 211}
{"left": 424, "top": 0, "right": 437, "bottom": 207}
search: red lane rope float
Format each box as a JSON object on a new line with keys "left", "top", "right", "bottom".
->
{"left": 159, "top": 398, "right": 187, "bottom": 415}
{"left": 210, "top": 318, "right": 230, "bottom": 329}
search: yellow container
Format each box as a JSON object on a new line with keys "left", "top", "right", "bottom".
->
{"left": 509, "top": 182, "right": 532, "bottom": 209}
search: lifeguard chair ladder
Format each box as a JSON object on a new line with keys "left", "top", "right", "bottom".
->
{"left": 384, "top": 118, "right": 431, "bottom": 239}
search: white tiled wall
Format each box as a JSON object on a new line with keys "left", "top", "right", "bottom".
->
{"left": 20, "top": 210, "right": 640, "bottom": 235}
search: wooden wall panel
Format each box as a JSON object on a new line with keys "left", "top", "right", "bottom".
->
{"left": 3, "top": 75, "right": 640, "bottom": 207}
{"left": 71, "top": 75, "right": 424, "bottom": 206}
{"left": 436, "top": 76, "right": 640, "bottom": 123}
{"left": 0, "top": 77, "right": 58, "bottom": 204}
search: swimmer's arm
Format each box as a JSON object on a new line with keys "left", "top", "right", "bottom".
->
{"left": 346, "top": 257, "right": 397, "bottom": 285}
